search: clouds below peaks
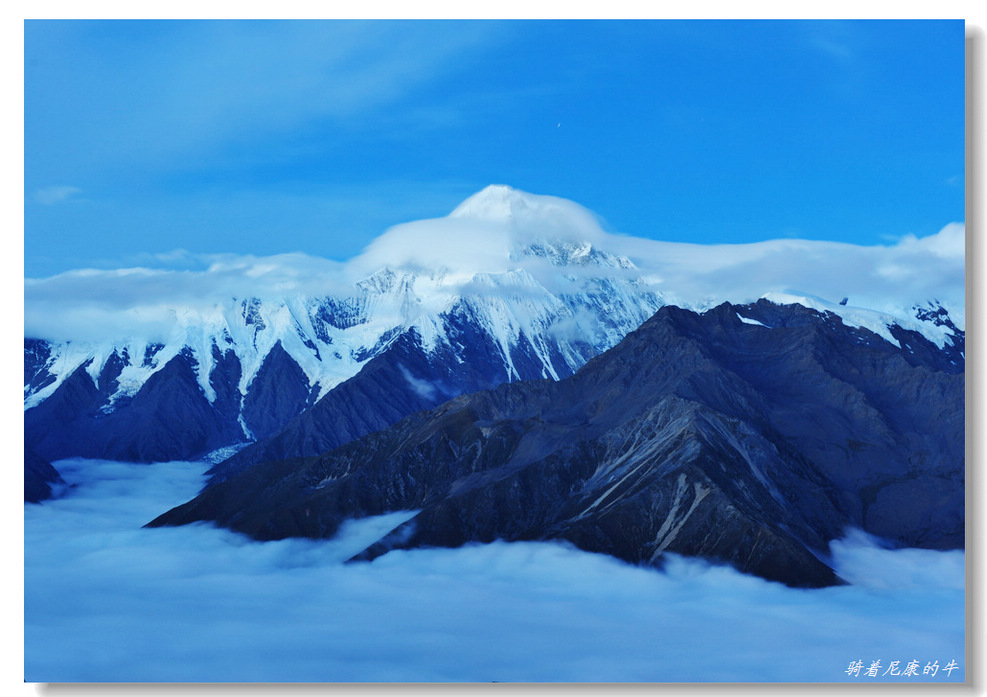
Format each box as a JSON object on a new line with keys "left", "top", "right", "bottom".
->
{"left": 24, "top": 459, "right": 965, "bottom": 683}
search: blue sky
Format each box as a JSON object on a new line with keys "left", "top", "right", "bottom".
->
{"left": 24, "top": 20, "right": 965, "bottom": 278}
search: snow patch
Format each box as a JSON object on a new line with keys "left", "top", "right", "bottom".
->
{"left": 762, "top": 292, "right": 902, "bottom": 347}
{"left": 736, "top": 313, "right": 769, "bottom": 328}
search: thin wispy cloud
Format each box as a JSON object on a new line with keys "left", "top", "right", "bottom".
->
{"left": 33, "top": 185, "right": 81, "bottom": 205}
{"left": 25, "top": 21, "right": 964, "bottom": 279}
{"left": 810, "top": 36, "right": 856, "bottom": 63}
{"left": 802, "top": 19, "right": 862, "bottom": 64}
{"left": 26, "top": 21, "right": 506, "bottom": 174}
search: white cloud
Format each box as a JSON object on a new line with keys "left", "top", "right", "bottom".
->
{"left": 343, "top": 188, "right": 966, "bottom": 331}
{"left": 830, "top": 529, "right": 965, "bottom": 591}
{"left": 398, "top": 364, "right": 439, "bottom": 401}
{"left": 33, "top": 186, "right": 81, "bottom": 205}
{"left": 892, "top": 222, "right": 965, "bottom": 260}
{"left": 24, "top": 459, "right": 965, "bottom": 683}
{"left": 24, "top": 253, "right": 353, "bottom": 343}
{"left": 27, "top": 22, "right": 505, "bottom": 173}
{"left": 605, "top": 223, "right": 966, "bottom": 326}
{"left": 23, "top": 194, "right": 966, "bottom": 345}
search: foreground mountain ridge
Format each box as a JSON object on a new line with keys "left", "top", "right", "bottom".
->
{"left": 149, "top": 298, "right": 964, "bottom": 587}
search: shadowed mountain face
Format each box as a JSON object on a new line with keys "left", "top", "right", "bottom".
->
{"left": 149, "top": 300, "right": 964, "bottom": 588}
{"left": 23, "top": 186, "right": 965, "bottom": 511}
{"left": 24, "top": 347, "right": 248, "bottom": 464}
{"left": 202, "top": 301, "right": 599, "bottom": 486}
{"left": 23, "top": 277, "right": 657, "bottom": 472}
{"left": 24, "top": 449, "right": 63, "bottom": 504}
{"left": 23, "top": 243, "right": 664, "bottom": 487}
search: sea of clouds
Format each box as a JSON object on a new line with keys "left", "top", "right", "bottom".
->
{"left": 23, "top": 458, "right": 965, "bottom": 684}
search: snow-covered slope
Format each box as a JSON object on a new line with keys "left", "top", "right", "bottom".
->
{"left": 24, "top": 185, "right": 965, "bottom": 466}
{"left": 24, "top": 189, "right": 667, "bottom": 414}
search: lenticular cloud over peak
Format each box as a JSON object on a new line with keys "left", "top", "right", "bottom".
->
{"left": 23, "top": 185, "right": 964, "bottom": 347}
{"left": 350, "top": 184, "right": 611, "bottom": 276}
{"left": 449, "top": 184, "right": 609, "bottom": 241}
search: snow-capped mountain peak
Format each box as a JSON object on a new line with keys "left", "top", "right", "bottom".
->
{"left": 447, "top": 184, "right": 519, "bottom": 222}
{"left": 353, "top": 186, "right": 611, "bottom": 279}
{"left": 25, "top": 185, "right": 964, "bottom": 467}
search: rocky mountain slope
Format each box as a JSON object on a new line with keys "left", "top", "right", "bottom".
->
{"left": 149, "top": 299, "right": 965, "bottom": 588}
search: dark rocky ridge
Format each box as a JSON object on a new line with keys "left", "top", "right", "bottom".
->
{"left": 149, "top": 300, "right": 964, "bottom": 588}
{"left": 24, "top": 448, "right": 63, "bottom": 503}
{"left": 204, "top": 299, "right": 595, "bottom": 486}
{"left": 24, "top": 348, "right": 247, "bottom": 464}
{"left": 241, "top": 341, "right": 318, "bottom": 440}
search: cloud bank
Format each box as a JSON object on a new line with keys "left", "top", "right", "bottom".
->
{"left": 24, "top": 253, "right": 352, "bottom": 344}
{"left": 24, "top": 459, "right": 965, "bottom": 683}
{"left": 24, "top": 191, "right": 966, "bottom": 345}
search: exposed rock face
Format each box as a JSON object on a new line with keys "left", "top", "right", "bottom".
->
{"left": 22, "top": 278, "right": 657, "bottom": 501}
{"left": 23, "top": 241, "right": 664, "bottom": 488}
{"left": 22, "top": 187, "right": 966, "bottom": 507}
{"left": 24, "top": 349, "right": 245, "bottom": 464}
{"left": 149, "top": 300, "right": 964, "bottom": 588}
{"left": 205, "top": 306, "right": 596, "bottom": 486}
{"left": 240, "top": 341, "right": 316, "bottom": 441}
{"left": 24, "top": 449, "right": 63, "bottom": 504}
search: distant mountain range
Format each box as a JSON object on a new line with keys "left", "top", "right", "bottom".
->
{"left": 25, "top": 186, "right": 965, "bottom": 587}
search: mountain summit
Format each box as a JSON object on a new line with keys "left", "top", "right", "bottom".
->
{"left": 351, "top": 185, "right": 611, "bottom": 277}
{"left": 448, "top": 184, "right": 524, "bottom": 221}
{"left": 448, "top": 184, "right": 606, "bottom": 239}
{"left": 24, "top": 187, "right": 671, "bottom": 484}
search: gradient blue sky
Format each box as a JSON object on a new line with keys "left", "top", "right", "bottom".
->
{"left": 24, "top": 19, "right": 965, "bottom": 278}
